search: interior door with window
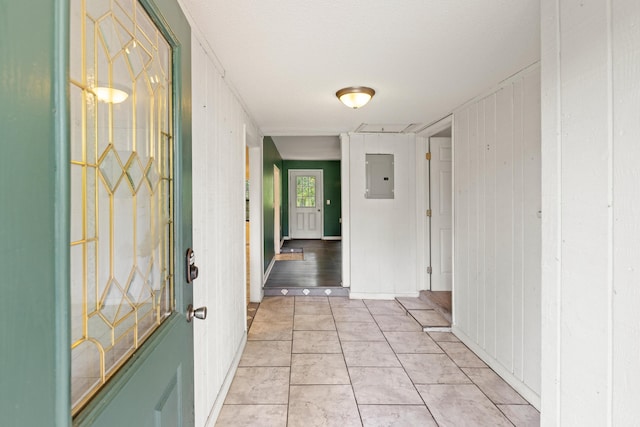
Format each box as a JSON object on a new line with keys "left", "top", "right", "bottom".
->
{"left": 289, "top": 170, "right": 323, "bottom": 239}
{"left": 69, "top": 0, "right": 195, "bottom": 425}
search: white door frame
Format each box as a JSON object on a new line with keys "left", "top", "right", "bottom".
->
{"left": 416, "top": 116, "right": 454, "bottom": 293}
{"left": 340, "top": 134, "right": 350, "bottom": 288}
{"left": 288, "top": 169, "right": 324, "bottom": 239}
{"left": 274, "top": 165, "right": 281, "bottom": 253}
{"left": 429, "top": 137, "right": 453, "bottom": 291}
{"left": 248, "top": 135, "right": 263, "bottom": 303}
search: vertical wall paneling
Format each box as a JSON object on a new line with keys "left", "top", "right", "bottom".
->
{"left": 494, "top": 85, "right": 514, "bottom": 371}
{"left": 542, "top": 0, "right": 640, "bottom": 424}
{"left": 560, "top": 2, "right": 610, "bottom": 423}
{"left": 483, "top": 93, "right": 497, "bottom": 358}
{"left": 611, "top": 1, "right": 640, "bottom": 423}
{"left": 452, "top": 65, "right": 541, "bottom": 407}
{"left": 476, "top": 100, "right": 486, "bottom": 348}
{"left": 467, "top": 103, "right": 479, "bottom": 343}
{"left": 454, "top": 109, "right": 469, "bottom": 329}
{"left": 191, "top": 38, "right": 258, "bottom": 426}
{"left": 522, "top": 71, "right": 541, "bottom": 393}
{"left": 540, "top": 0, "right": 562, "bottom": 422}
{"left": 347, "top": 133, "right": 418, "bottom": 298}
{"left": 511, "top": 78, "right": 525, "bottom": 381}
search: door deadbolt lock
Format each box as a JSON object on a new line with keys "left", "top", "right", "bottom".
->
{"left": 186, "top": 304, "right": 207, "bottom": 322}
{"left": 185, "top": 248, "right": 199, "bottom": 283}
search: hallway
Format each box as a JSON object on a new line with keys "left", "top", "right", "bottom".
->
{"left": 216, "top": 296, "right": 539, "bottom": 426}
{"left": 265, "top": 240, "right": 342, "bottom": 288}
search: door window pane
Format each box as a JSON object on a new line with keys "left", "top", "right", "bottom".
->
{"left": 69, "top": 0, "right": 174, "bottom": 414}
{"left": 296, "top": 176, "right": 316, "bottom": 208}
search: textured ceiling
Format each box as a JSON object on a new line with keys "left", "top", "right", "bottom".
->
{"left": 271, "top": 136, "right": 341, "bottom": 160}
{"left": 181, "top": 0, "right": 540, "bottom": 140}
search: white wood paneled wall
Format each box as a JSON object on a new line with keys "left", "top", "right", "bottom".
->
{"left": 541, "top": 1, "right": 640, "bottom": 424}
{"left": 346, "top": 133, "right": 418, "bottom": 298}
{"left": 452, "top": 65, "right": 541, "bottom": 407}
{"left": 191, "top": 39, "right": 258, "bottom": 426}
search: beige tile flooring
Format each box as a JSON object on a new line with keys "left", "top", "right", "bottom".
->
{"left": 395, "top": 296, "right": 451, "bottom": 329}
{"left": 216, "top": 296, "right": 539, "bottom": 427}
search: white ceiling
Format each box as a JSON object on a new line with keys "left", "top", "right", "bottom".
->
{"left": 271, "top": 136, "right": 341, "bottom": 160}
{"left": 180, "top": 0, "right": 540, "bottom": 157}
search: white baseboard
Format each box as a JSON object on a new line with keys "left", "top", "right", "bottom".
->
{"left": 451, "top": 325, "right": 541, "bottom": 410}
{"left": 249, "top": 289, "right": 265, "bottom": 304}
{"left": 349, "top": 292, "right": 420, "bottom": 300}
{"left": 263, "top": 257, "right": 276, "bottom": 285}
{"left": 204, "top": 332, "right": 247, "bottom": 426}
{"left": 424, "top": 326, "right": 452, "bottom": 332}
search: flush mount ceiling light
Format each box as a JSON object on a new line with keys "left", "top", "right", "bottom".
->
{"left": 336, "top": 86, "right": 375, "bottom": 109}
{"left": 92, "top": 86, "right": 129, "bottom": 104}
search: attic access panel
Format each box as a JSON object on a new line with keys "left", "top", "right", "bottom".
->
{"left": 365, "top": 154, "right": 394, "bottom": 199}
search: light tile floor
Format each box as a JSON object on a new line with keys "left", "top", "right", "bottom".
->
{"left": 217, "top": 296, "right": 540, "bottom": 427}
{"left": 396, "top": 297, "right": 451, "bottom": 329}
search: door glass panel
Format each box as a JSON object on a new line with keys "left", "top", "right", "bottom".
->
{"left": 296, "top": 176, "right": 316, "bottom": 208}
{"left": 69, "top": 0, "right": 174, "bottom": 414}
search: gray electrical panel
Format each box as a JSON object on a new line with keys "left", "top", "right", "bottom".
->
{"left": 365, "top": 154, "right": 394, "bottom": 199}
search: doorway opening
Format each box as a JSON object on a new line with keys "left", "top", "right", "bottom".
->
{"left": 263, "top": 161, "right": 345, "bottom": 296}
{"left": 247, "top": 140, "right": 263, "bottom": 304}
{"left": 423, "top": 120, "right": 453, "bottom": 322}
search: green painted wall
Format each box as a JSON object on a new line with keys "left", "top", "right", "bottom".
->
{"left": 0, "top": 0, "right": 71, "bottom": 425}
{"left": 263, "top": 137, "right": 283, "bottom": 272}
{"left": 282, "top": 160, "right": 342, "bottom": 237}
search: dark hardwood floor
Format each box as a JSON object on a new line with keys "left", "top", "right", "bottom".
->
{"left": 265, "top": 239, "right": 342, "bottom": 287}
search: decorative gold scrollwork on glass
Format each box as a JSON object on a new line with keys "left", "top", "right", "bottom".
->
{"left": 69, "top": 0, "right": 174, "bottom": 414}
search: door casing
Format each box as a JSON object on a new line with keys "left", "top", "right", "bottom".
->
{"left": 274, "top": 165, "right": 281, "bottom": 253}
{"left": 416, "top": 116, "right": 454, "bottom": 294}
{"left": 0, "top": 0, "right": 72, "bottom": 424}
{"left": 429, "top": 137, "right": 453, "bottom": 291}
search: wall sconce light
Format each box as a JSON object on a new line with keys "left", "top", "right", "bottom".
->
{"left": 336, "top": 86, "right": 375, "bottom": 109}
{"left": 92, "top": 86, "right": 129, "bottom": 104}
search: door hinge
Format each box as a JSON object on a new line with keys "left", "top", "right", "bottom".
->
{"left": 426, "top": 152, "right": 431, "bottom": 160}
{"left": 426, "top": 209, "right": 432, "bottom": 217}
{"left": 427, "top": 266, "right": 432, "bottom": 274}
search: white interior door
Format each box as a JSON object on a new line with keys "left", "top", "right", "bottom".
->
{"left": 289, "top": 170, "right": 323, "bottom": 239}
{"left": 430, "top": 137, "right": 453, "bottom": 291}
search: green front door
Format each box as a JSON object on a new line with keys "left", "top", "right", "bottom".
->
{"left": 70, "top": 0, "right": 195, "bottom": 425}
{"left": 0, "top": 0, "right": 193, "bottom": 425}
